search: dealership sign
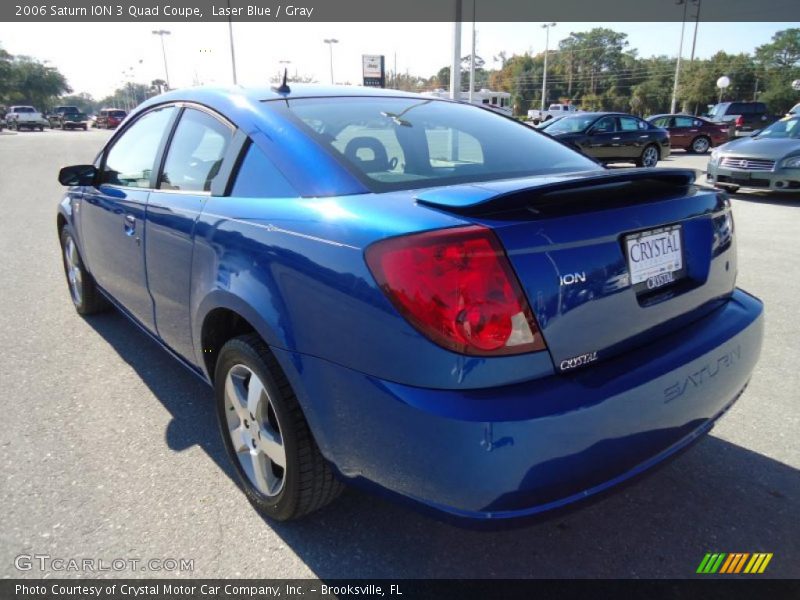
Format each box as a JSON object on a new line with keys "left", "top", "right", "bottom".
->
{"left": 362, "top": 55, "right": 385, "bottom": 88}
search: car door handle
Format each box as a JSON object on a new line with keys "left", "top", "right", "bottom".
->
{"left": 611, "top": 137, "right": 621, "bottom": 140}
{"left": 639, "top": 135, "right": 649, "bottom": 138}
{"left": 124, "top": 214, "right": 136, "bottom": 235}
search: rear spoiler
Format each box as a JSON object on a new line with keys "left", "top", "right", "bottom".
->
{"left": 416, "top": 168, "right": 697, "bottom": 217}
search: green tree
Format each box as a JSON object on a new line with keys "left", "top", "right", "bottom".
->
{"left": 6, "top": 55, "right": 71, "bottom": 110}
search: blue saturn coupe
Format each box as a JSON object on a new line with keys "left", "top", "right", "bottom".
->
{"left": 57, "top": 85, "right": 764, "bottom": 522}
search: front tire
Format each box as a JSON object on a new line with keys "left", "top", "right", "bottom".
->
{"left": 636, "top": 144, "right": 660, "bottom": 168}
{"left": 215, "top": 334, "right": 343, "bottom": 521}
{"left": 59, "top": 228, "right": 109, "bottom": 315}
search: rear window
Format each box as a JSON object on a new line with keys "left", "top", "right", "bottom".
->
{"left": 14, "top": 107, "right": 35, "bottom": 113}
{"left": 110, "top": 110, "right": 126, "bottom": 118}
{"left": 272, "top": 97, "right": 598, "bottom": 192}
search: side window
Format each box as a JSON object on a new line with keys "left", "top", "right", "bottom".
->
{"left": 425, "top": 128, "right": 484, "bottom": 167}
{"left": 674, "top": 116, "right": 695, "bottom": 128}
{"left": 101, "top": 106, "right": 176, "bottom": 188}
{"left": 159, "top": 108, "right": 233, "bottom": 192}
{"left": 619, "top": 117, "right": 642, "bottom": 131}
{"left": 592, "top": 116, "right": 617, "bottom": 133}
{"left": 694, "top": 119, "right": 705, "bottom": 127}
{"left": 231, "top": 144, "right": 298, "bottom": 198}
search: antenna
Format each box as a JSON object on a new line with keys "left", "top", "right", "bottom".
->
{"left": 273, "top": 68, "right": 291, "bottom": 94}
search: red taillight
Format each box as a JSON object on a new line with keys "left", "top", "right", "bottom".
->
{"left": 365, "top": 225, "right": 546, "bottom": 356}
{"left": 735, "top": 115, "right": 744, "bottom": 127}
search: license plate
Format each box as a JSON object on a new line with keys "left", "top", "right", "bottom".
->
{"left": 624, "top": 225, "right": 684, "bottom": 290}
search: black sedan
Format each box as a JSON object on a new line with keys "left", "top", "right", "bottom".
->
{"left": 541, "top": 112, "right": 670, "bottom": 167}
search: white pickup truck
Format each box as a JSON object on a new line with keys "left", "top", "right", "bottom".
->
{"left": 6, "top": 106, "right": 48, "bottom": 131}
{"left": 527, "top": 103, "right": 578, "bottom": 124}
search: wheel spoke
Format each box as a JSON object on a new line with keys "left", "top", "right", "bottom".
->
{"left": 229, "top": 423, "right": 249, "bottom": 453}
{"left": 225, "top": 371, "right": 248, "bottom": 420}
{"left": 246, "top": 374, "right": 265, "bottom": 418}
{"left": 256, "top": 422, "right": 286, "bottom": 468}
{"left": 248, "top": 450, "right": 277, "bottom": 495}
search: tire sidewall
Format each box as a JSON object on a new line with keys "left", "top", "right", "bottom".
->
{"left": 59, "top": 227, "right": 88, "bottom": 313}
{"left": 214, "top": 340, "right": 301, "bottom": 521}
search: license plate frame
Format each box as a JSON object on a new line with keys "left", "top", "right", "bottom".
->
{"left": 624, "top": 224, "right": 686, "bottom": 293}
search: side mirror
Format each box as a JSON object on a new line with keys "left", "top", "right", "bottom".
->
{"left": 58, "top": 164, "right": 97, "bottom": 187}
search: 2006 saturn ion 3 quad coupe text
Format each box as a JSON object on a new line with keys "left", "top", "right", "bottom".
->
{"left": 56, "top": 85, "right": 764, "bottom": 522}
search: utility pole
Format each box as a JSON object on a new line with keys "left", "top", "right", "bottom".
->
{"left": 323, "top": 38, "right": 338, "bottom": 84}
{"left": 689, "top": 0, "right": 702, "bottom": 62}
{"left": 450, "top": 0, "right": 462, "bottom": 100}
{"left": 151, "top": 29, "right": 171, "bottom": 89}
{"left": 670, "top": 0, "right": 688, "bottom": 114}
{"left": 468, "top": 0, "right": 476, "bottom": 104}
{"left": 227, "top": 0, "right": 238, "bottom": 84}
{"left": 541, "top": 23, "right": 556, "bottom": 112}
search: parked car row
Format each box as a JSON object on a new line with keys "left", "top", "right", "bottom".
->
{"left": 0, "top": 106, "right": 127, "bottom": 132}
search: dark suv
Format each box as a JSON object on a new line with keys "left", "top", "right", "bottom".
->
{"left": 706, "top": 102, "right": 777, "bottom": 137}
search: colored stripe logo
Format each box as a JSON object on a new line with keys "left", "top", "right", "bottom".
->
{"left": 697, "top": 553, "right": 773, "bottom": 574}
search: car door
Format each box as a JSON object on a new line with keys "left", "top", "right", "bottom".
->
{"left": 80, "top": 105, "right": 178, "bottom": 331}
{"left": 618, "top": 116, "right": 657, "bottom": 158}
{"left": 583, "top": 116, "right": 620, "bottom": 160}
{"left": 669, "top": 116, "right": 694, "bottom": 148}
{"left": 144, "top": 106, "right": 236, "bottom": 362}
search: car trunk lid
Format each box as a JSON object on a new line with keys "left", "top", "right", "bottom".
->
{"left": 417, "top": 169, "right": 737, "bottom": 372}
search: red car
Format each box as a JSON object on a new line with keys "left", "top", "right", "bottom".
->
{"left": 96, "top": 108, "right": 127, "bottom": 129}
{"left": 647, "top": 114, "right": 730, "bottom": 154}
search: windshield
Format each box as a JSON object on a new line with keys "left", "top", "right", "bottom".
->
{"left": 545, "top": 114, "right": 599, "bottom": 134}
{"left": 273, "top": 97, "right": 598, "bottom": 192}
{"left": 754, "top": 117, "right": 800, "bottom": 139}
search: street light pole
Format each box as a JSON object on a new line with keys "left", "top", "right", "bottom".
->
{"left": 151, "top": 29, "right": 171, "bottom": 89}
{"left": 541, "top": 22, "right": 556, "bottom": 113}
{"left": 323, "top": 38, "right": 338, "bottom": 84}
{"left": 227, "top": 0, "right": 238, "bottom": 85}
{"left": 670, "top": 1, "right": 688, "bottom": 114}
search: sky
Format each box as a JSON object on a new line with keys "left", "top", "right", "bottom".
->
{"left": 0, "top": 21, "right": 797, "bottom": 99}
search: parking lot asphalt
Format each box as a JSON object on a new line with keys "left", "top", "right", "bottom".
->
{"left": 0, "top": 128, "right": 798, "bottom": 579}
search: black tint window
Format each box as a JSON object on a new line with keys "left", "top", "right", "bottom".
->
{"left": 729, "top": 103, "right": 745, "bottom": 114}
{"left": 619, "top": 117, "right": 643, "bottom": 131}
{"left": 101, "top": 106, "right": 175, "bottom": 188}
{"left": 159, "top": 109, "right": 232, "bottom": 193}
{"left": 231, "top": 144, "right": 297, "bottom": 198}
{"left": 592, "top": 116, "right": 617, "bottom": 133}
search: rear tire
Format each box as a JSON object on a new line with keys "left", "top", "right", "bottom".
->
{"left": 689, "top": 136, "right": 710, "bottom": 154}
{"left": 215, "top": 334, "right": 344, "bottom": 521}
{"left": 636, "top": 144, "right": 660, "bottom": 168}
{"left": 59, "top": 228, "right": 109, "bottom": 315}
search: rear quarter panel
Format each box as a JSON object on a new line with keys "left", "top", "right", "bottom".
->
{"left": 190, "top": 193, "right": 556, "bottom": 390}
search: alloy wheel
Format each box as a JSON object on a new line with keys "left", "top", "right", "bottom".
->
{"left": 692, "top": 137, "right": 710, "bottom": 153}
{"left": 63, "top": 237, "right": 83, "bottom": 306}
{"left": 642, "top": 146, "right": 659, "bottom": 167}
{"left": 224, "top": 364, "right": 287, "bottom": 497}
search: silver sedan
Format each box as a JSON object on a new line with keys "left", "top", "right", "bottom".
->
{"left": 707, "top": 116, "right": 800, "bottom": 194}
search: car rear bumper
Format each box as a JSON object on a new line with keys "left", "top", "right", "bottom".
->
{"left": 707, "top": 164, "right": 800, "bottom": 192}
{"left": 274, "top": 289, "right": 763, "bottom": 521}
